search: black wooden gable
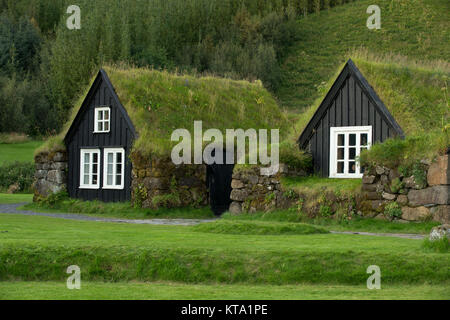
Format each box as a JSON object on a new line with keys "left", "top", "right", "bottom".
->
{"left": 63, "top": 69, "right": 136, "bottom": 202}
{"left": 297, "top": 59, "right": 404, "bottom": 177}
{"left": 64, "top": 69, "right": 136, "bottom": 144}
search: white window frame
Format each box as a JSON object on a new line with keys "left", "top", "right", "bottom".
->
{"left": 103, "top": 148, "right": 125, "bottom": 190}
{"left": 94, "top": 106, "right": 111, "bottom": 133}
{"left": 79, "top": 149, "right": 101, "bottom": 189}
{"left": 329, "top": 126, "right": 372, "bottom": 179}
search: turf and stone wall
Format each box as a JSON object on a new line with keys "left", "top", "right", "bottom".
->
{"left": 229, "top": 164, "right": 307, "bottom": 214}
{"left": 130, "top": 153, "right": 208, "bottom": 209}
{"left": 360, "top": 154, "right": 449, "bottom": 224}
{"left": 33, "top": 151, "right": 68, "bottom": 200}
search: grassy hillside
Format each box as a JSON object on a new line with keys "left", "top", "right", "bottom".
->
{"left": 277, "top": 0, "right": 450, "bottom": 111}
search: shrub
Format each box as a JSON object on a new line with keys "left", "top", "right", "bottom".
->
{"left": 0, "top": 161, "right": 34, "bottom": 192}
{"left": 319, "top": 205, "right": 333, "bottom": 217}
{"left": 384, "top": 202, "right": 402, "bottom": 220}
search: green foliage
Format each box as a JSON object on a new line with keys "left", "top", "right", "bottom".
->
{"left": 281, "top": 176, "right": 361, "bottom": 195}
{"left": 384, "top": 202, "right": 402, "bottom": 220}
{"left": 390, "top": 178, "right": 404, "bottom": 194}
{"left": 0, "top": 161, "right": 34, "bottom": 192}
{"left": 38, "top": 190, "right": 69, "bottom": 207}
{"left": 133, "top": 184, "right": 147, "bottom": 209}
{"left": 319, "top": 204, "right": 333, "bottom": 217}
{"left": 277, "top": 0, "right": 450, "bottom": 110}
{"left": 193, "top": 220, "right": 329, "bottom": 235}
{"left": 422, "top": 237, "right": 449, "bottom": 253}
{"left": 151, "top": 193, "right": 181, "bottom": 209}
{"left": 360, "top": 130, "right": 449, "bottom": 170}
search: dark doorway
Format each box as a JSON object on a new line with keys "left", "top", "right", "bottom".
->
{"left": 206, "top": 150, "right": 234, "bottom": 216}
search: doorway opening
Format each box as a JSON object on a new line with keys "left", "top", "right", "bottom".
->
{"left": 206, "top": 150, "right": 234, "bottom": 216}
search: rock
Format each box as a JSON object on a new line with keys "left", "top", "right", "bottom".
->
{"left": 143, "top": 177, "right": 169, "bottom": 190}
{"left": 178, "top": 176, "right": 200, "bottom": 187}
{"left": 429, "top": 225, "right": 449, "bottom": 241}
{"left": 279, "top": 164, "right": 289, "bottom": 174}
{"left": 375, "top": 166, "right": 385, "bottom": 175}
{"left": 380, "top": 175, "right": 389, "bottom": 185}
{"left": 228, "top": 202, "right": 242, "bottom": 214}
{"left": 248, "top": 175, "right": 259, "bottom": 185}
{"left": 362, "top": 183, "right": 378, "bottom": 192}
{"left": 371, "top": 200, "right": 387, "bottom": 212}
{"left": 408, "top": 186, "right": 450, "bottom": 206}
{"left": 47, "top": 170, "right": 66, "bottom": 184}
{"left": 389, "top": 169, "right": 400, "bottom": 181}
{"left": 382, "top": 192, "right": 396, "bottom": 200}
{"left": 51, "top": 162, "right": 68, "bottom": 171}
{"left": 374, "top": 214, "right": 387, "bottom": 220}
{"left": 430, "top": 205, "right": 450, "bottom": 224}
{"left": 35, "top": 170, "right": 47, "bottom": 179}
{"left": 401, "top": 206, "right": 431, "bottom": 221}
{"left": 34, "top": 179, "right": 63, "bottom": 197}
{"left": 230, "top": 189, "right": 249, "bottom": 202}
{"left": 427, "top": 154, "right": 449, "bottom": 186}
{"left": 397, "top": 194, "right": 408, "bottom": 206}
{"left": 7, "top": 183, "right": 20, "bottom": 194}
{"left": 52, "top": 152, "right": 67, "bottom": 162}
{"left": 365, "top": 192, "right": 382, "bottom": 200}
{"left": 231, "top": 179, "right": 244, "bottom": 189}
{"left": 362, "top": 175, "right": 376, "bottom": 184}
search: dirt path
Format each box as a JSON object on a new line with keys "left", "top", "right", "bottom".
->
{"left": 0, "top": 203, "right": 425, "bottom": 239}
{"left": 0, "top": 203, "right": 216, "bottom": 226}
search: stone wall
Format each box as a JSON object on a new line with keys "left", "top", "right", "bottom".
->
{"left": 131, "top": 153, "right": 208, "bottom": 209}
{"left": 229, "top": 164, "right": 307, "bottom": 214}
{"left": 33, "top": 151, "right": 68, "bottom": 200}
{"left": 361, "top": 154, "right": 449, "bottom": 223}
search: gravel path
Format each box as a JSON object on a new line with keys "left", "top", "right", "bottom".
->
{"left": 0, "top": 203, "right": 425, "bottom": 238}
{"left": 0, "top": 203, "right": 216, "bottom": 226}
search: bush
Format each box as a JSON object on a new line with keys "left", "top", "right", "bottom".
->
{"left": 384, "top": 202, "right": 402, "bottom": 220}
{"left": 0, "top": 161, "right": 34, "bottom": 192}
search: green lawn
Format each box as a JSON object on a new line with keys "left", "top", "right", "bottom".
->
{"left": 0, "top": 193, "right": 33, "bottom": 204}
{"left": 0, "top": 214, "right": 448, "bottom": 288}
{"left": 1, "top": 282, "right": 448, "bottom": 300}
{"left": 0, "top": 141, "right": 43, "bottom": 164}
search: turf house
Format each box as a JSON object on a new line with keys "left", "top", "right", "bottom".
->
{"left": 33, "top": 66, "right": 289, "bottom": 215}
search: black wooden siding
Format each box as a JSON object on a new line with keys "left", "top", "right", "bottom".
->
{"left": 298, "top": 60, "right": 404, "bottom": 177}
{"left": 65, "top": 72, "right": 135, "bottom": 202}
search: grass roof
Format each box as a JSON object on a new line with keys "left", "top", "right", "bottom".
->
{"left": 294, "top": 51, "right": 450, "bottom": 138}
{"left": 38, "top": 66, "right": 295, "bottom": 161}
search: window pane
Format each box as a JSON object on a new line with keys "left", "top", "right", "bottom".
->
{"left": 84, "top": 153, "right": 90, "bottom": 164}
{"left": 92, "top": 164, "right": 98, "bottom": 174}
{"left": 84, "top": 174, "right": 89, "bottom": 185}
{"left": 116, "top": 152, "right": 122, "bottom": 164}
{"left": 108, "top": 164, "right": 113, "bottom": 175}
{"left": 108, "top": 153, "right": 113, "bottom": 164}
{"left": 98, "top": 122, "right": 103, "bottom": 132}
{"left": 107, "top": 174, "right": 113, "bottom": 185}
{"left": 337, "top": 162, "right": 344, "bottom": 173}
{"left": 116, "top": 174, "right": 122, "bottom": 186}
{"left": 349, "top": 134, "right": 356, "bottom": 146}
{"left": 84, "top": 164, "right": 90, "bottom": 174}
{"left": 361, "top": 166, "right": 365, "bottom": 174}
{"left": 92, "top": 174, "right": 97, "bottom": 184}
{"left": 349, "top": 161, "right": 356, "bottom": 173}
{"left": 98, "top": 111, "right": 103, "bottom": 120}
{"left": 361, "top": 133, "right": 368, "bottom": 146}
{"left": 104, "top": 110, "right": 109, "bottom": 120}
{"left": 337, "top": 134, "right": 345, "bottom": 146}
{"left": 93, "top": 153, "right": 98, "bottom": 163}
{"left": 337, "top": 148, "right": 344, "bottom": 160}
{"left": 116, "top": 163, "right": 122, "bottom": 174}
{"left": 349, "top": 147, "right": 356, "bottom": 160}
{"left": 104, "top": 122, "right": 109, "bottom": 131}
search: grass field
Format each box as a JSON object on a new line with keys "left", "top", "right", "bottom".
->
{"left": 1, "top": 282, "right": 448, "bottom": 300}
{"left": 0, "top": 141, "right": 43, "bottom": 164}
{"left": 0, "top": 194, "right": 33, "bottom": 204}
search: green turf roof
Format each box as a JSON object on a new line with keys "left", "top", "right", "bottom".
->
{"left": 294, "top": 54, "right": 450, "bottom": 139}
{"left": 38, "top": 66, "right": 290, "bottom": 158}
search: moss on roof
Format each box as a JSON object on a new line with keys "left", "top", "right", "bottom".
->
{"left": 37, "top": 66, "right": 291, "bottom": 159}
{"left": 294, "top": 52, "right": 450, "bottom": 138}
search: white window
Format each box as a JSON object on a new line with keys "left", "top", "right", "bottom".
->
{"left": 103, "top": 148, "right": 125, "bottom": 189}
{"left": 80, "top": 149, "right": 100, "bottom": 189}
{"left": 329, "top": 126, "right": 372, "bottom": 178}
{"left": 94, "top": 107, "right": 110, "bottom": 133}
